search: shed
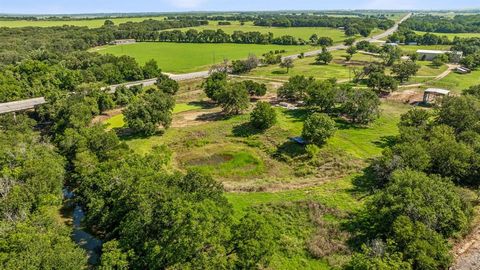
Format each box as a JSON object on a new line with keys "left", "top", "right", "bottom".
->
{"left": 423, "top": 88, "right": 450, "bottom": 104}
{"left": 112, "top": 39, "right": 136, "bottom": 45}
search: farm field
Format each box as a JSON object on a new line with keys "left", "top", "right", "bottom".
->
{"left": 176, "top": 20, "right": 373, "bottom": 43}
{"left": 398, "top": 44, "right": 452, "bottom": 53}
{"left": 0, "top": 16, "right": 166, "bottom": 28}
{"left": 94, "top": 42, "right": 316, "bottom": 73}
{"left": 415, "top": 30, "right": 480, "bottom": 39}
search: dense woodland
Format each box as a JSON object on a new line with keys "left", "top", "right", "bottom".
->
{"left": 401, "top": 14, "right": 480, "bottom": 33}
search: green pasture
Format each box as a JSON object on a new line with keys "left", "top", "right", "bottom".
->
{"left": 0, "top": 16, "right": 166, "bottom": 28}
{"left": 428, "top": 69, "right": 480, "bottom": 93}
{"left": 248, "top": 50, "right": 381, "bottom": 81}
{"left": 94, "top": 42, "right": 316, "bottom": 73}
{"left": 415, "top": 31, "right": 480, "bottom": 39}
{"left": 178, "top": 20, "right": 365, "bottom": 43}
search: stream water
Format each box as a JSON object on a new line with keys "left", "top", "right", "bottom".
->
{"left": 63, "top": 189, "right": 102, "bottom": 265}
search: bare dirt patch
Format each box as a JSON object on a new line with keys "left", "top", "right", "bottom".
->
{"left": 451, "top": 224, "right": 480, "bottom": 270}
{"left": 91, "top": 108, "right": 123, "bottom": 124}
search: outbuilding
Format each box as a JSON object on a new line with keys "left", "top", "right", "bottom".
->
{"left": 423, "top": 88, "right": 450, "bottom": 104}
{"left": 112, "top": 39, "right": 136, "bottom": 45}
{"left": 416, "top": 50, "right": 463, "bottom": 61}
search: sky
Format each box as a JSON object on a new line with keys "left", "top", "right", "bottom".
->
{"left": 1, "top": 0, "right": 480, "bottom": 14}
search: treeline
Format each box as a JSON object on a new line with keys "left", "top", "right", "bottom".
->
{"left": 0, "top": 19, "right": 208, "bottom": 59}
{"left": 400, "top": 14, "right": 480, "bottom": 33}
{"left": 254, "top": 15, "right": 394, "bottom": 37}
{"left": 167, "top": 15, "right": 258, "bottom": 22}
{"left": 346, "top": 86, "right": 480, "bottom": 269}
{"left": 387, "top": 29, "right": 452, "bottom": 45}
{"left": 157, "top": 29, "right": 306, "bottom": 45}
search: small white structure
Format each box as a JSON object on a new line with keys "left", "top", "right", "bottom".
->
{"left": 423, "top": 88, "right": 450, "bottom": 104}
{"left": 456, "top": 66, "right": 471, "bottom": 74}
{"left": 112, "top": 39, "right": 136, "bottom": 45}
{"left": 417, "top": 50, "right": 462, "bottom": 61}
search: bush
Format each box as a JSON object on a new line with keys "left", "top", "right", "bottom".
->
{"left": 243, "top": 80, "right": 267, "bottom": 96}
{"left": 250, "top": 102, "right": 277, "bottom": 130}
{"left": 302, "top": 113, "right": 336, "bottom": 146}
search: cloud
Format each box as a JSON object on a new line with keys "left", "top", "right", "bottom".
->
{"left": 168, "top": 0, "right": 206, "bottom": 8}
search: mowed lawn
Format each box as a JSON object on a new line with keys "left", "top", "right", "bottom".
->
{"left": 428, "top": 69, "right": 480, "bottom": 93}
{"left": 248, "top": 50, "right": 381, "bottom": 81}
{"left": 94, "top": 42, "right": 316, "bottom": 73}
{"left": 0, "top": 16, "right": 166, "bottom": 28}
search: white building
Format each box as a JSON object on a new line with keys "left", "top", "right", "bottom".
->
{"left": 416, "top": 49, "right": 463, "bottom": 61}
{"left": 112, "top": 39, "right": 136, "bottom": 45}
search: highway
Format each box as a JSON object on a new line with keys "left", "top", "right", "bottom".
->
{"left": 0, "top": 13, "right": 411, "bottom": 114}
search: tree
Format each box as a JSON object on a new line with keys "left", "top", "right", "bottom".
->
{"left": 302, "top": 113, "right": 336, "bottom": 146}
{"left": 99, "top": 240, "right": 129, "bottom": 270}
{"left": 341, "top": 88, "right": 380, "bottom": 124}
{"left": 463, "top": 85, "right": 480, "bottom": 99}
{"left": 366, "top": 72, "right": 398, "bottom": 93}
{"left": 280, "top": 57, "right": 294, "bottom": 73}
{"left": 437, "top": 95, "right": 480, "bottom": 134}
{"left": 156, "top": 73, "right": 179, "bottom": 95}
{"left": 250, "top": 101, "right": 277, "bottom": 130}
{"left": 368, "top": 169, "right": 471, "bottom": 238}
{"left": 277, "top": 75, "right": 315, "bottom": 101}
{"left": 391, "top": 61, "right": 420, "bottom": 83}
{"left": 381, "top": 45, "right": 402, "bottom": 66}
{"left": 231, "top": 212, "right": 275, "bottom": 269}
{"left": 305, "top": 79, "right": 338, "bottom": 113}
{"left": 399, "top": 108, "right": 431, "bottom": 128}
{"left": 344, "top": 37, "right": 356, "bottom": 46}
{"left": 243, "top": 80, "right": 267, "bottom": 96}
{"left": 315, "top": 47, "right": 333, "bottom": 65}
{"left": 203, "top": 72, "right": 227, "bottom": 101}
{"left": 142, "top": 59, "right": 161, "bottom": 78}
{"left": 317, "top": 37, "right": 334, "bottom": 47}
{"left": 124, "top": 90, "right": 175, "bottom": 135}
{"left": 217, "top": 82, "right": 250, "bottom": 115}
{"left": 346, "top": 46, "right": 358, "bottom": 61}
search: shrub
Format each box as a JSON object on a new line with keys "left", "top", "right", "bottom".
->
{"left": 302, "top": 113, "right": 337, "bottom": 146}
{"left": 250, "top": 102, "right": 277, "bottom": 130}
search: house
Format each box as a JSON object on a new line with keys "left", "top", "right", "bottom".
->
{"left": 112, "top": 39, "right": 136, "bottom": 45}
{"left": 416, "top": 50, "right": 463, "bottom": 61}
{"left": 423, "top": 88, "right": 450, "bottom": 104}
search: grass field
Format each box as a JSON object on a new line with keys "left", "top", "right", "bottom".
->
{"left": 428, "top": 69, "right": 480, "bottom": 93}
{"left": 248, "top": 50, "right": 381, "bottom": 81}
{"left": 398, "top": 44, "right": 452, "bottom": 54}
{"left": 0, "top": 16, "right": 166, "bottom": 28}
{"left": 94, "top": 42, "right": 316, "bottom": 73}
{"left": 177, "top": 20, "right": 369, "bottom": 43}
{"left": 415, "top": 31, "right": 480, "bottom": 39}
